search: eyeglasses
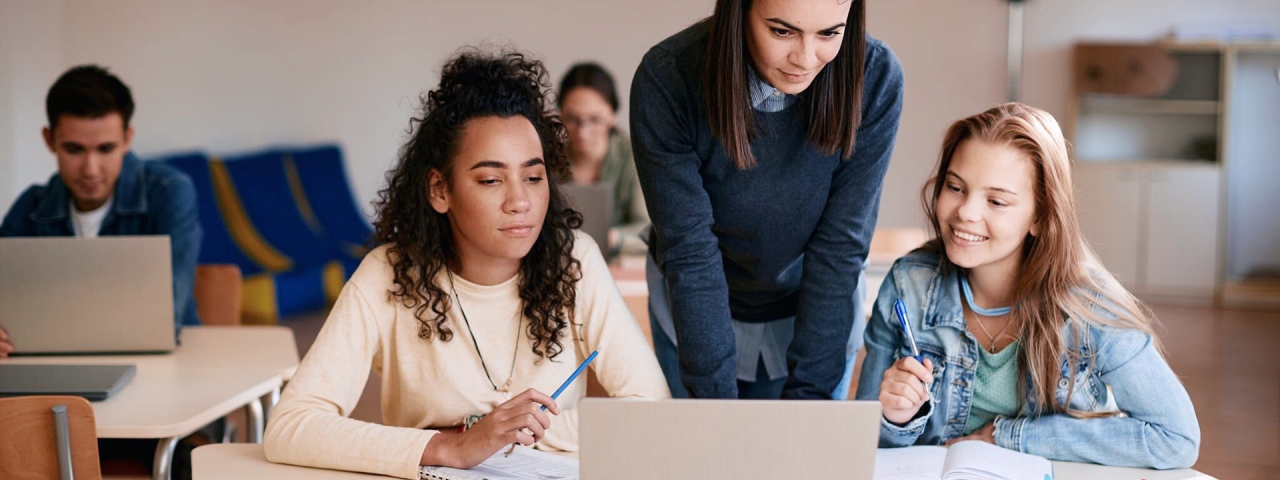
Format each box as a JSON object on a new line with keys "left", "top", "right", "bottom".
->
{"left": 562, "top": 115, "right": 612, "bottom": 130}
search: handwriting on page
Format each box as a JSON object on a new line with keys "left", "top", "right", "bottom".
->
{"left": 466, "top": 447, "right": 578, "bottom": 480}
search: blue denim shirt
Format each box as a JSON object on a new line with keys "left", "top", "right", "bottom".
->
{"left": 856, "top": 250, "right": 1200, "bottom": 469}
{"left": 1, "top": 153, "right": 203, "bottom": 331}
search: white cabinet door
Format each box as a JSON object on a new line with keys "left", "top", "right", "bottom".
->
{"left": 1074, "top": 163, "right": 1143, "bottom": 287}
{"left": 1144, "top": 163, "right": 1221, "bottom": 293}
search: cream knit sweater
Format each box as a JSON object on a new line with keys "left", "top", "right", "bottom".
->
{"left": 264, "top": 232, "right": 669, "bottom": 479}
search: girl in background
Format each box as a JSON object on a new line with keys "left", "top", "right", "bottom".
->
{"left": 558, "top": 63, "right": 649, "bottom": 255}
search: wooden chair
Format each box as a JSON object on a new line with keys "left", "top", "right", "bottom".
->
{"left": 195, "top": 264, "right": 243, "bottom": 326}
{"left": 0, "top": 396, "right": 101, "bottom": 480}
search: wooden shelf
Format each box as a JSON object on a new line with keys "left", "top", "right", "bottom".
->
{"left": 1153, "top": 39, "right": 1280, "bottom": 53}
{"left": 1079, "top": 97, "right": 1220, "bottom": 115}
{"left": 1074, "top": 158, "right": 1219, "bottom": 166}
{"left": 1232, "top": 42, "right": 1280, "bottom": 53}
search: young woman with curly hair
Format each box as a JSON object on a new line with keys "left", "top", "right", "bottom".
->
{"left": 264, "top": 50, "right": 668, "bottom": 479}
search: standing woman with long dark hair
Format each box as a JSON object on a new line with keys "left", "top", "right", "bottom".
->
{"left": 632, "top": 0, "right": 903, "bottom": 399}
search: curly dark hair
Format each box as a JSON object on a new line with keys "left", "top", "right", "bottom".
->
{"left": 372, "top": 49, "right": 583, "bottom": 359}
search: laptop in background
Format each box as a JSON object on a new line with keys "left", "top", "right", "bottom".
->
{"left": 0, "top": 236, "right": 177, "bottom": 355}
{"left": 580, "top": 398, "right": 881, "bottom": 480}
{"left": 0, "top": 364, "right": 137, "bottom": 401}
{"left": 559, "top": 183, "right": 613, "bottom": 254}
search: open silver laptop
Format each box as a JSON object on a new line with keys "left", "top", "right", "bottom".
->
{"left": 0, "top": 236, "right": 177, "bottom": 354}
{"left": 580, "top": 398, "right": 881, "bottom": 480}
{"left": 560, "top": 183, "right": 613, "bottom": 254}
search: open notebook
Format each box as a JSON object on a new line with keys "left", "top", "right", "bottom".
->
{"left": 875, "top": 441, "right": 1053, "bottom": 480}
{"left": 419, "top": 446, "right": 578, "bottom": 480}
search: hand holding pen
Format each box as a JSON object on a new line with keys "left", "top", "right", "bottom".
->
{"left": 503, "top": 350, "right": 599, "bottom": 457}
{"left": 421, "top": 388, "right": 560, "bottom": 469}
{"left": 879, "top": 299, "right": 935, "bottom": 426}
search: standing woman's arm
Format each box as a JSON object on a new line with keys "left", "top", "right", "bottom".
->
{"left": 630, "top": 46, "right": 739, "bottom": 399}
{"left": 784, "top": 41, "right": 904, "bottom": 399}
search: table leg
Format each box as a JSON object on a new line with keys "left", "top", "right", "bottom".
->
{"left": 152, "top": 436, "right": 179, "bottom": 480}
{"left": 246, "top": 397, "right": 265, "bottom": 443}
{"left": 268, "top": 386, "right": 280, "bottom": 414}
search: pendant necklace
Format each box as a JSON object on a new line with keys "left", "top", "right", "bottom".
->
{"left": 961, "top": 275, "right": 1015, "bottom": 354}
{"left": 448, "top": 269, "right": 521, "bottom": 393}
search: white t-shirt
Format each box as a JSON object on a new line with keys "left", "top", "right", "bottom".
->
{"left": 69, "top": 197, "right": 113, "bottom": 238}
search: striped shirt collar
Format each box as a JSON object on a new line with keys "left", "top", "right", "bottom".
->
{"left": 748, "top": 67, "right": 799, "bottom": 113}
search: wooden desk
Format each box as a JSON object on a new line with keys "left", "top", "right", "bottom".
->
{"left": 192, "top": 443, "right": 1216, "bottom": 480}
{"left": 3, "top": 326, "right": 299, "bottom": 480}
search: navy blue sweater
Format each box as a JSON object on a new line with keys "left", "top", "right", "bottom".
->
{"left": 630, "top": 22, "right": 904, "bottom": 399}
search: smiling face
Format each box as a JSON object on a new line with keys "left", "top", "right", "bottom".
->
{"left": 43, "top": 113, "right": 133, "bottom": 212}
{"left": 935, "top": 139, "right": 1039, "bottom": 277}
{"left": 744, "top": 0, "right": 851, "bottom": 95}
{"left": 428, "top": 115, "right": 549, "bottom": 272}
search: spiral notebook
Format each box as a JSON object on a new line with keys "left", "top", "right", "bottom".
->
{"left": 419, "top": 446, "right": 578, "bottom": 480}
{"left": 874, "top": 441, "right": 1054, "bottom": 480}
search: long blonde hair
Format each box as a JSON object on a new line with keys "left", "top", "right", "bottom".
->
{"left": 920, "top": 103, "right": 1160, "bottom": 416}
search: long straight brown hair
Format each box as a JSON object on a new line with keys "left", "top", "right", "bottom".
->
{"left": 920, "top": 103, "right": 1161, "bottom": 417}
{"left": 703, "top": 0, "right": 866, "bottom": 169}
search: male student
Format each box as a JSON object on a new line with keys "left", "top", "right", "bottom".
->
{"left": 0, "top": 64, "right": 202, "bottom": 358}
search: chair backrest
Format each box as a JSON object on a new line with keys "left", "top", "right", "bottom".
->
{"left": 0, "top": 395, "right": 101, "bottom": 480}
{"left": 195, "top": 264, "right": 244, "bottom": 326}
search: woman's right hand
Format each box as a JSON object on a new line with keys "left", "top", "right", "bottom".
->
{"left": 880, "top": 357, "right": 934, "bottom": 426}
{"left": 420, "top": 388, "right": 561, "bottom": 468}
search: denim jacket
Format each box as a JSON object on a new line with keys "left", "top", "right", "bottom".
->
{"left": 0, "top": 153, "right": 203, "bottom": 331}
{"left": 855, "top": 251, "right": 1200, "bottom": 469}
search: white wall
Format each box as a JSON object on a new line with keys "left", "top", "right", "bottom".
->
{"left": 3, "top": 0, "right": 1279, "bottom": 230}
{"left": 1, "top": 0, "right": 714, "bottom": 219}
{"left": 870, "top": 0, "right": 1280, "bottom": 228}
{"left": 2, "top": 0, "right": 65, "bottom": 215}
{"left": 868, "top": 1, "right": 1009, "bottom": 229}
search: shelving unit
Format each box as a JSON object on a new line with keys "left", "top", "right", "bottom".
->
{"left": 1076, "top": 97, "right": 1219, "bottom": 116}
{"left": 1069, "top": 41, "right": 1280, "bottom": 305}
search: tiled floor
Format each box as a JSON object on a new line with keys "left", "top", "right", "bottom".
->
{"left": 282, "top": 303, "right": 1280, "bottom": 479}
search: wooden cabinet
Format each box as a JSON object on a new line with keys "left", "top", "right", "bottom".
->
{"left": 1074, "top": 163, "right": 1142, "bottom": 286}
{"left": 1074, "top": 162, "right": 1221, "bottom": 296}
{"left": 1143, "top": 164, "right": 1221, "bottom": 293}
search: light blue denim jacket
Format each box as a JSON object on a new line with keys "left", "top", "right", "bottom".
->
{"left": 855, "top": 251, "right": 1200, "bottom": 469}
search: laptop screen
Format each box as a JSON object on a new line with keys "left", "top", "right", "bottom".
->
{"left": 559, "top": 184, "right": 613, "bottom": 254}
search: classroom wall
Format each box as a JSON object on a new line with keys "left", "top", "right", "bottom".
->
{"left": 1, "top": 0, "right": 66, "bottom": 216}
{"left": 0, "top": 0, "right": 714, "bottom": 221}
{"left": 2, "top": 0, "right": 1278, "bottom": 231}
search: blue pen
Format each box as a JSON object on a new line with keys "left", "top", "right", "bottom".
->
{"left": 893, "top": 299, "right": 923, "bottom": 364}
{"left": 505, "top": 350, "right": 599, "bottom": 456}
{"left": 544, "top": 349, "right": 599, "bottom": 410}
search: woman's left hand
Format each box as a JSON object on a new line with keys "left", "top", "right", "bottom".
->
{"left": 945, "top": 422, "right": 995, "bottom": 446}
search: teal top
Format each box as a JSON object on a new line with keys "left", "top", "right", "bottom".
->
{"left": 964, "top": 340, "right": 1021, "bottom": 435}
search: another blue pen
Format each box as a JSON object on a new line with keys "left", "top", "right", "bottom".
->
{"left": 544, "top": 349, "right": 599, "bottom": 410}
{"left": 893, "top": 299, "right": 924, "bottom": 364}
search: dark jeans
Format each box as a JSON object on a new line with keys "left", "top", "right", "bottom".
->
{"left": 652, "top": 317, "right": 787, "bottom": 399}
{"left": 646, "top": 254, "right": 864, "bottom": 400}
